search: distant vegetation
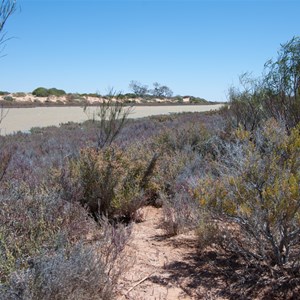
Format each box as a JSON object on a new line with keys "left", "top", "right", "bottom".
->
{"left": 223, "top": 36, "right": 300, "bottom": 130}
{"left": 32, "top": 87, "right": 67, "bottom": 97}
{"left": 0, "top": 84, "right": 211, "bottom": 106}
{"left": 129, "top": 81, "right": 173, "bottom": 98}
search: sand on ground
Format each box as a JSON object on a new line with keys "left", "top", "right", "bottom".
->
{"left": 0, "top": 105, "right": 223, "bottom": 135}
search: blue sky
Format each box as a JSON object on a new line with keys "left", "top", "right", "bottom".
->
{"left": 1, "top": 0, "right": 300, "bottom": 102}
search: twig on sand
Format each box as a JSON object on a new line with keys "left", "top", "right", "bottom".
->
{"left": 124, "top": 271, "right": 156, "bottom": 296}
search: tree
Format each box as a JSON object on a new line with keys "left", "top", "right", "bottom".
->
{"left": 223, "top": 73, "right": 266, "bottom": 132}
{"left": 224, "top": 37, "right": 300, "bottom": 131}
{"left": 263, "top": 36, "right": 300, "bottom": 129}
{"left": 0, "top": 0, "right": 16, "bottom": 54}
{"left": 128, "top": 80, "right": 149, "bottom": 97}
{"left": 151, "top": 82, "right": 173, "bottom": 98}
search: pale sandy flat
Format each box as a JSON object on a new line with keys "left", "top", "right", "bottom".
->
{"left": 0, "top": 105, "right": 223, "bottom": 135}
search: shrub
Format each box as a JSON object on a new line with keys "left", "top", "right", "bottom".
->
{"left": 189, "top": 96, "right": 208, "bottom": 104}
{"left": 48, "top": 88, "right": 66, "bottom": 97}
{"left": 195, "top": 119, "right": 300, "bottom": 271}
{"left": 3, "top": 95, "right": 14, "bottom": 102}
{"left": 32, "top": 87, "right": 66, "bottom": 97}
{"left": 263, "top": 36, "right": 300, "bottom": 129}
{"left": 83, "top": 98, "right": 132, "bottom": 149}
{"left": 0, "top": 218, "right": 131, "bottom": 300}
{"left": 196, "top": 212, "right": 221, "bottom": 251}
{"left": 0, "top": 187, "right": 96, "bottom": 284}
{"left": 65, "top": 93, "right": 85, "bottom": 103}
{"left": 154, "top": 122, "right": 211, "bottom": 153}
{"left": 161, "top": 191, "right": 201, "bottom": 236}
{"left": 12, "top": 92, "right": 26, "bottom": 98}
{"left": 224, "top": 37, "right": 300, "bottom": 132}
{"left": 61, "top": 146, "right": 158, "bottom": 221}
{"left": 4, "top": 245, "right": 114, "bottom": 300}
{"left": 222, "top": 75, "right": 265, "bottom": 132}
{"left": 32, "top": 87, "right": 49, "bottom": 97}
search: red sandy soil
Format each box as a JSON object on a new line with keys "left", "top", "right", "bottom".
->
{"left": 116, "top": 207, "right": 300, "bottom": 300}
{"left": 116, "top": 207, "right": 227, "bottom": 300}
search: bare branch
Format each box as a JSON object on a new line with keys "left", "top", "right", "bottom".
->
{"left": 0, "top": 0, "right": 16, "bottom": 53}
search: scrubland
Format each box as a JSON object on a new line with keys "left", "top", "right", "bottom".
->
{"left": 0, "top": 37, "right": 300, "bottom": 299}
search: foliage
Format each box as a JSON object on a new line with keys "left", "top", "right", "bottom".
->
{"left": 0, "top": 218, "right": 130, "bottom": 300}
{"left": 196, "top": 211, "right": 221, "bottom": 251}
{"left": 222, "top": 73, "right": 265, "bottom": 132}
{"left": 189, "top": 96, "right": 209, "bottom": 104}
{"left": 195, "top": 119, "right": 300, "bottom": 269}
{"left": 162, "top": 191, "right": 201, "bottom": 236}
{"left": 0, "top": 186, "right": 96, "bottom": 283}
{"left": 0, "top": 106, "right": 12, "bottom": 182}
{"left": 61, "top": 146, "right": 158, "bottom": 220}
{"left": 128, "top": 80, "right": 149, "bottom": 97}
{"left": 151, "top": 82, "right": 173, "bottom": 98}
{"left": 32, "top": 87, "right": 49, "bottom": 97}
{"left": 47, "top": 88, "right": 66, "bottom": 97}
{"left": 83, "top": 98, "right": 132, "bottom": 149}
{"left": 32, "top": 87, "right": 66, "bottom": 97}
{"left": 224, "top": 36, "right": 300, "bottom": 131}
{"left": 3, "top": 95, "right": 14, "bottom": 101}
{"left": 12, "top": 92, "right": 26, "bottom": 97}
{"left": 263, "top": 36, "right": 300, "bottom": 129}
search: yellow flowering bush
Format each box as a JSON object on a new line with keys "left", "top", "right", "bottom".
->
{"left": 195, "top": 119, "right": 300, "bottom": 268}
{"left": 66, "top": 145, "right": 158, "bottom": 220}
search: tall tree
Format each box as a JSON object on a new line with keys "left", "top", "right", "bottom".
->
{"left": 263, "top": 36, "right": 300, "bottom": 128}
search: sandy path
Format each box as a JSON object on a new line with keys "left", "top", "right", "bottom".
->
{"left": 117, "top": 206, "right": 200, "bottom": 300}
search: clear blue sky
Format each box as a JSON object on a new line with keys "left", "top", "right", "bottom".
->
{"left": 1, "top": 0, "right": 300, "bottom": 102}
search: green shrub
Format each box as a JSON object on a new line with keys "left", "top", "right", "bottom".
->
{"left": 61, "top": 146, "right": 158, "bottom": 221}
{"left": 32, "top": 87, "right": 49, "bottom": 97}
{"left": 48, "top": 88, "right": 66, "bottom": 97}
{"left": 3, "top": 96, "right": 14, "bottom": 102}
{"left": 0, "top": 91, "right": 9, "bottom": 96}
{"left": 32, "top": 87, "right": 66, "bottom": 97}
{"left": 224, "top": 37, "right": 300, "bottom": 131}
{"left": 189, "top": 96, "right": 208, "bottom": 104}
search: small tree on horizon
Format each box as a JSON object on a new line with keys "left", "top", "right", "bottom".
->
{"left": 128, "top": 80, "right": 149, "bottom": 97}
{"left": 151, "top": 82, "right": 173, "bottom": 98}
